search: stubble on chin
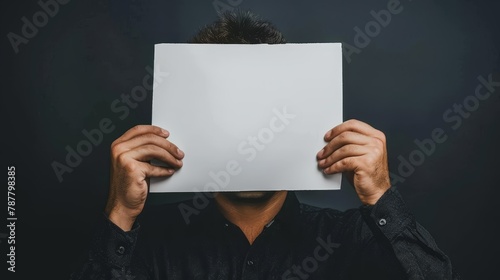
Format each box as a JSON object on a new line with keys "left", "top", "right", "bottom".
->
{"left": 218, "top": 191, "right": 278, "bottom": 204}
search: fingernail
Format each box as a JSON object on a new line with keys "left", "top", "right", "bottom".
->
{"left": 177, "top": 148, "right": 184, "bottom": 157}
{"left": 161, "top": 129, "right": 169, "bottom": 136}
{"left": 325, "top": 130, "right": 332, "bottom": 139}
{"left": 317, "top": 149, "right": 324, "bottom": 158}
{"left": 319, "top": 159, "right": 325, "bottom": 166}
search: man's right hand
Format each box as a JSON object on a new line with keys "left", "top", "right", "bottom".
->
{"left": 104, "top": 125, "right": 184, "bottom": 231}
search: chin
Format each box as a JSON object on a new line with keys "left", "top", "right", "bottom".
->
{"left": 222, "top": 191, "right": 278, "bottom": 204}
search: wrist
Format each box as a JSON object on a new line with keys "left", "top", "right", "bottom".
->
{"left": 359, "top": 194, "right": 383, "bottom": 205}
{"left": 105, "top": 203, "right": 139, "bottom": 231}
{"left": 357, "top": 184, "right": 391, "bottom": 206}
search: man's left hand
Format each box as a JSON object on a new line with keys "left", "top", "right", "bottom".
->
{"left": 317, "top": 119, "right": 391, "bottom": 205}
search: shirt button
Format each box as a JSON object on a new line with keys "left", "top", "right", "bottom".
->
{"left": 378, "top": 218, "right": 387, "bottom": 226}
{"left": 116, "top": 245, "right": 126, "bottom": 255}
{"left": 247, "top": 260, "right": 254, "bottom": 266}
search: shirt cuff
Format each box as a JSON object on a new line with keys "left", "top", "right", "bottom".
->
{"left": 88, "top": 213, "right": 140, "bottom": 268}
{"left": 359, "top": 186, "right": 415, "bottom": 241}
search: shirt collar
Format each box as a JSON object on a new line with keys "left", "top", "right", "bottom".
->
{"left": 188, "top": 191, "right": 302, "bottom": 231}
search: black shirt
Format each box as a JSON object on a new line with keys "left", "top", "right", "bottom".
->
{"left": 70, "top": 187, "right": 460, "bottom": 279}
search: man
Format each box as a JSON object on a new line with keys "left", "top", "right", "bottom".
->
{"left": 71, "top": 11, "right": 460, "bottom": 280}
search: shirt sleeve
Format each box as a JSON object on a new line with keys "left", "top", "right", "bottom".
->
{"left": 355, "top": 186, "right": 461, "bottom": 280}
{"left": 69, "top": 213, "right": 149, "bottom": 280}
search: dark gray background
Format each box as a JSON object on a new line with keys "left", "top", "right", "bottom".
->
{"left": 2, "top": 0, "right": 499, "bottom": 279}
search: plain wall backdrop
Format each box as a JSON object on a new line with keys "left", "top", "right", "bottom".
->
{"left": 2, "top": 0, "right": 499, "bottom": 279}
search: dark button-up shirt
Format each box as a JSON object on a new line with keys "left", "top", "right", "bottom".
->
{"left": 70, "top": 187, "right": 460, "bottom": 279}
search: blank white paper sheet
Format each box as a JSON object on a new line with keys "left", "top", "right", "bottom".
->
{"left": 150, "top": 43, "right": 343, "bottom": 193}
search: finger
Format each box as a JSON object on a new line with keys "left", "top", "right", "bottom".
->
{"left": 318, "top": 144, "right": 371, "bottom": 169}
{"left": 324, "top": 119, "right": 385, "bottom": 142}
{"left": 114, "top": 133, "right": 184, "bottom": 160}
{"left": 141, "top": 161, "right": 177, "bottom": 178}
{"left": 125, "top": 144, "right": 183, "bottom": 169}
{"left": 113, "top": 125, "right": 169, "bottom": 146}
{"left": 323, "top": 156, "right": 363, "bottom": 175}
{"left": 317, "top": 131, "right": 372, "bottom": 159}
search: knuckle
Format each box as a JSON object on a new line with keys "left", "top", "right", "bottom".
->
{"left": 131, "top": 125, "right": 142, "bottom": 132}
{"left": 170, "top": 140, "right": 178, "bottom": 150}
{"left": 110, "top": 140, "right": 119, "bottom": 150}
{"left": 166, "top": 140, "right": 175, "bottom": 151}
{"left": 345, "top": 119, "right": 359, "bottom": 128}
{"left": 365, "top": 154, "right": 378, "bottom": 166}
{"left": 122, "top": 160, "right": 138, "bottom": 173}
{"left": 372, "top": 135, "right": 385, "bottom": 148}
{"left": 322, "top": 156, "right": 331, "bottom": 166}
{"left": 115, "top": 153, "right": 132, "bottom": 168}
{"left": 345, "top": 119, "right": 357, "bottom": 125}
{"left": 340, "top": 158, "right": 350, "bottom": 167}
{"left": 337, "top": 145, "right": 348, "bottom": 155}
{"left": 322, "top": 145, "right": 331, "bottom": 156}
{"left": 142, "top": 133, "right": 157, "bottom": 142}
{"left": 130, "top": 125, "right": 148, "bottom": 135}
{"left": 132, "top": 124, "right": 142, "bottom": 130}
{"left": 371, "top": 146, "right": 383, "bottom": 157}
{"left": 337, "top": 131, "right": 348, "bottom": 142}
{"left": 144, "top": 144, "right": 156, "bottom": 153}
{"left": 375, "top": 130, "right": 386, "bottom": 143}
{"left": 110, "top": 142, "right": 123, "bottom": 157}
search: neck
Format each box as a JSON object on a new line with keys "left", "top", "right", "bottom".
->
{"left": 215, "top": 191, "right": 288, "bottom": 244}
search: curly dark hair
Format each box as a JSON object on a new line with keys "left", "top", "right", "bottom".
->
{"left": 189, "top": 10, "right": 286, "bottom": 44}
